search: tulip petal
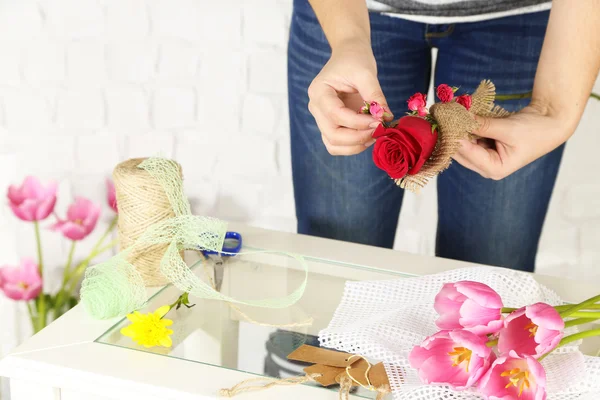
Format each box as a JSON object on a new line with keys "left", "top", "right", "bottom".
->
{"left": 35, "top": 195, "right": 57, "bottom": 221}
{"left": 459, "top": 299, "right": 502, "bottom": 327}
{"left": 526, "top": 302, "right": 564, "bottom": 330}
{"left": 419, "top": 354, "right": 470, "bottom": 388}
{"left": 21, "top": 176, "right": 45, "bottom": 198}
{"left": 2, "top": 283, "right": 26, "bottom": 300}
{"left": 455, "top": 281, "right": 503, "bottom": 309}
{"left": 498, "top": 314, "right": 538, "bottom": 356}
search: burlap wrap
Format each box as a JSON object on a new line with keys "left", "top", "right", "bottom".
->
{"left": 398, "top": 80, "right": 510, "bottom": 192}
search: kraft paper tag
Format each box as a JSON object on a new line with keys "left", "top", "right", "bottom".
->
{"left": 369, "top": 363, "right": 390, "bottom": 388}
{"left": 304, "top": 364, "right": 345, "bottom": 387}
{"left": 287, "top": 345, "right": 359, "bottom": 368}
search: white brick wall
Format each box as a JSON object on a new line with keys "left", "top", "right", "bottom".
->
{"left": 0, "top": 1, "right": 599, "bottom": 395}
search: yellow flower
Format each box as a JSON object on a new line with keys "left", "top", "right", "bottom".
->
{"left": 120, "top": 305, "right": 174, "bottom": 348}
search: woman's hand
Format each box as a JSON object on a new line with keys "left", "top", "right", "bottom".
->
{"left": 308, "top": 41, "right": 392, "bottom": 156}
{"left": 453, "top": 104, "right": 572, "bottom": 180}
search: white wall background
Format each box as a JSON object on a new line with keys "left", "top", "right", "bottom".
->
{"left": 0, "top": 0, "right": 599, "bottom": 397}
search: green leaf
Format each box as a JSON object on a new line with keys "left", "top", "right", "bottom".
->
{"left": 431, "top": 123, "right": 438, "bottom": 134}
{"left": 452, "top": 86, "right": 460, "bottom": 93}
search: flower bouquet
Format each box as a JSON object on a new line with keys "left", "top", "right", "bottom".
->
{"left": 1, "top": 177, "right": 119, "bottom": 332}
{"left": 361, "top": 80, "right": 508, "bottom": 192}
{"left": 319, "top": 267, "right": 600, "bottom": 399}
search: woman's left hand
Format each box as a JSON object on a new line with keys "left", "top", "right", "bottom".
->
{"left": 452, "top": 105, "right": 573, "bottom": 180}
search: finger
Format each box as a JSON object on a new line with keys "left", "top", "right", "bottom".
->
{"left": 455, "top": 140, "right": 505, "bottom": 179}
{"left": 474, "top": 116, "right": 514, "bottom": 141}
{"left": 311, "top": 107, "right": 376, "bottom": 146}
{"left": 322, "top": 134, "right": 369, "bottom": 156}
{"left": 309, "top": 85, "right": 379, "bottom": 130}
{"left": 353, "top": 72, "right": 394, "bottom": 121}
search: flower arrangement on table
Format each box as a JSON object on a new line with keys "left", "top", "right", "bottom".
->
{"left": 360, "top": 80, "right": 508, "bottom": 192}
{"left": 0, "top": 177, "right": 119, "bottom": 332}
{"left": 408, "top": 280, "right": 600, "bottom": 399}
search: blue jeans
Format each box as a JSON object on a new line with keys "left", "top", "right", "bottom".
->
{"left": 288, "top": 0, "right": 564, "bottom": 273}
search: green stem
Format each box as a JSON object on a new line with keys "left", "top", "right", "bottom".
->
{"left": 486, "top": 339, "right": 498, "bottom": 348}
{"left": 495, "top": 91, "right": 599, "bottom": 101}
{"left": 33, "top": 221, "right": 47, "bottom": 330}
{"left": 560, "top": 294, "right": 600, "bottom": 318}
{"left": 26, "top": 301, "right": 39, "bottom": 333}
{"left": 495, "top": 92, "right": 532, "bottom": 101}
{"left": 568, "top": 311, "right": 600, "bottom": 319}
{"left": 62, "top": 241, "right": 77, "bottom": 285}
{"left": 564, "top": 318, "right": 599, "bottom": 328}
{"left": 559, "top": 329, "right": 600, "bottom": 348}
{"left": 539, "top": 328, "right": 600, "bottom": 361}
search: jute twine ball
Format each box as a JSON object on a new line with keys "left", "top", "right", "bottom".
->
{"left": 113, "top": 157, "right": 181, "bottom": 287}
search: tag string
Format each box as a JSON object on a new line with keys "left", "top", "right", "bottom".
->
{"left": 345, "top": 354, "right": 374, "bottom": 390}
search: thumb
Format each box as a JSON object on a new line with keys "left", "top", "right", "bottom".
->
{"left": 474, "top": 115, "right": 513, "bottom": 141}
{"left": 355, "top": 73, "right": 393, "bottom": 121}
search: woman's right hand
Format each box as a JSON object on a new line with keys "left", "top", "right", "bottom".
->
{"left": 307, "top": 41, "right": 392, "bottom": 156}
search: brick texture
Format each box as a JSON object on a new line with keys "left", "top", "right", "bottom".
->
{"left": 0, "top": 3, "right": 600, "bottom": 391}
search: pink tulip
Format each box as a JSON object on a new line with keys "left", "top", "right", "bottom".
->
{"left": 408, "top": 330, "right": 493, "bottom": 390}
{"left": 479, "top": 351, "right": 546, "bottom": 400}
{"left": 106, "top": 179, "right": 118, "bottom": 213}
{"left": 0, "top": 258, "right": 42, "bottom": 301}
{"left": 51, "top": 197, "right": 101, "bottom": 241}
{"left": 7, "top": 176, "right": 57, "bottom": 222}
{"left": 434, "top": 281, "right": 504, "bottom": 335}
{"left": 498, "top": 303, "right": 564, "bottom": 358}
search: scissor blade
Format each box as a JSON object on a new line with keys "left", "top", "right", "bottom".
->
{"left": 214, "top": 260, "right": 225, "bottom": 292}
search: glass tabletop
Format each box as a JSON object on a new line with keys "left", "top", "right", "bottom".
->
{"left": 96, "top": 248, "right": 415, "bottom": 398}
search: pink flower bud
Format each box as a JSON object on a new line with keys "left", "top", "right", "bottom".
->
{"left": 0, "top": 258, "right": 42, "bottom": 301}
{"left": 7, "top": 176, "right": 57, "bottom": 222}
{"left": 456, "top": 94, "right": 472, "bottom": 110}
{"left": 409, "top": 330, "right": 494, "bottom": 390}
{"left": 498, "top": 303, "right": 564, "bottom": 358}
{"left": 434, "top": 281, "right": 504, "bottom": 335}
{"left": 436, "top": 84, "right": 454, "bottom": 103}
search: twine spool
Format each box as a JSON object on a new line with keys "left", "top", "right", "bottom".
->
{"left": 113, "top": 157, "right": 182, "bottom": 287}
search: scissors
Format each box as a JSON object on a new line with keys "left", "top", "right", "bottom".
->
{"left": 201, "top": 231, "right": 242, "bottom": 292}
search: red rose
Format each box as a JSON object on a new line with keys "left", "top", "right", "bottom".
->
{"left": 372, "top": 116, "right": 438, "bottom": 179}
{"left": 436, "top": 84, "right": 454, "bottom": 103}
{"left": 407, "top": 93, "right": 427, "bottom": 116}
{"left": 456, "top": 94, "right": 472, "bottom": 110}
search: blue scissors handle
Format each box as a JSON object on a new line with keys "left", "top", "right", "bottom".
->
{"left": 202, "top": 231, "right": 242, "bottom": 256}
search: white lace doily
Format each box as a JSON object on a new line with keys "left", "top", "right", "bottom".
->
{"left": 319, "top": 266, "right": 600, "bottom": 399}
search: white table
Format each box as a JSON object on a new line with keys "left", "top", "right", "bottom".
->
{"left": 1, "top": 223, "right": 598, "bottom": 400}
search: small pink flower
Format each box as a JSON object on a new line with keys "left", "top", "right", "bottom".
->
{"left": 7, "top": 176, "right": 57, "bottom": 222}
{"left": 369, "top": 101, "right": 384, "bottom": 120}
{"left": 106, "top": 179, "right": 118, "bottom": 213}
{"left": 407, "top": 93, "right": 427, "bottom": 116}
{"left": 479, "top": 351, "right": 547, "bottom": 400}
{"left": 409, "top": 330, "right": 493, "bottom": 390}
{"left": 436, "top": 84, "right": 454, "bottom": 103}
{"left": 434, "top": 281, "right": 504, "bottom": 335}
{"left": 456, "top": 94, "right": 472, "bottom": 110}
{"left": 0, "top": 258, "right": 42, "bottom": 301}
{"left": 498, "top": 303, "right": 564, "bottom": 358}
{"left": 51, "top": 197, "right": 101, "bottom": 241}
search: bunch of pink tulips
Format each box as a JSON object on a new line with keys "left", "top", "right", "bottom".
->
{"left": 0, "top": 177, "right": 119, "bottom": 332}
{"left": 410, "top": 281, "right": 600, "bottom": 399}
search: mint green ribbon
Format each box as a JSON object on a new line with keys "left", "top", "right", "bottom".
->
{"left": 80, "top": 157, "right": 308, "bottom": 319}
